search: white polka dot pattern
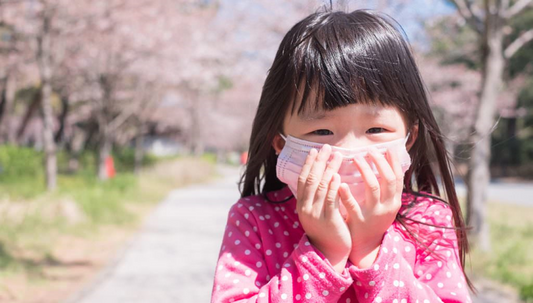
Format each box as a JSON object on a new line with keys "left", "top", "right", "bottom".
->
{"left": 212, "top": 188, "right": 471, "bottom": 302}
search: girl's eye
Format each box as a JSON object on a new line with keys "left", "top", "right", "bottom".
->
{"left": 366, "top": 127, "right": 386, "bottom": 134}
{"left": 311, "top": 129, "right": 333, "bottom": 136}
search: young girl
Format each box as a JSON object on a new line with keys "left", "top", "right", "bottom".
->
{"left": 212, "top": 9, "right": 474, "bottom": 303}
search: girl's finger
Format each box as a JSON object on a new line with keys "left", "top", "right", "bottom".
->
{"left": 314, "top": 151, "right": 343, "bottom": 211}
{"left": 301, "top": 145, "right": 332, "bottom": 210}
{"left": 386, "top": 146, "right": 405, "bottom": 200}
{"left": 353, "top": 154, "right": 381, "bottom": 202}
{"left": 368, "top": 147, "right": 397, "bottom": 202}
{"left": 324, "top": 173, "right": 341, "bottom": 219}
{"left": 339, "top": 183, "right": 362, "bottom": 221}
{"left": 297, "top": 148, "right": 318, "bottom": 210}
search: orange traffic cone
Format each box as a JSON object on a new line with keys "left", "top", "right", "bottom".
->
{"left": 105, "top": 156, "right": 116, "bottom": 178}
{"left": 240, "top": 151, "right": 248, "bottom": 165}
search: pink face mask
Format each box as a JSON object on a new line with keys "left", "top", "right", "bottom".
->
{"left": 276, "top": 134, "right": 412, "bottom": 206}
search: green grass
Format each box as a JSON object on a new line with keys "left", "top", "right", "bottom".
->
{"left": 0, "top": 156, "right": 216, "bottom": 280}
{"left": 467, "top": 202, "right": 533, "bottom": 301}
{"left": 0, "top": 176, "right": 46, "bottom": 199}
{"left": 60, "top": 173, "right": 138, "bottom": 225}
{"left": 201, "top": 152, "right": 218, "bottom": 164}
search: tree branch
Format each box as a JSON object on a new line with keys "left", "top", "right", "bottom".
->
{"left": 504, "top": 0, "right": 533, "bottom": 19}
{"left": 449, "top": 0, "right": 484, "bottom": 34}
{"left": 504, "top": 28, "right": 533, "bottom": 59}
{"left": 108, "top": 104, "right": 139, "bottom": 133}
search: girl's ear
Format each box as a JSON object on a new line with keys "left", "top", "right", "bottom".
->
{"left": 407, "top": 123, "right": 419, "bottom": 151}
{"left": 272, "top": 134, "right": 285, "bottom": 155}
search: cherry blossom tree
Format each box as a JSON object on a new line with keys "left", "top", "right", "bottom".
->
{"left": 76, "top": 0, "right": 225, "bottom": 178}
{"left": 0, "top": 0, "right": 88, "bottom": 190}
{"left": 1, "top": 0, "right": 425, "bottom": 186}
{"left": 443, "top": 0, "right": 533, "bottom": 251}
{"left": 418, "top": 57, "right": 480, "bottom": 148}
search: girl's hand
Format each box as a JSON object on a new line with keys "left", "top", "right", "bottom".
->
{"left": 296, "top": 144, "right": 352, "bottom": 274}
{"left": 338, "top": 146, "right": 404, "bottom": 269}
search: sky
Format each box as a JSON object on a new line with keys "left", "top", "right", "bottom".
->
{"left": 318, "top": 0, "right": 457, "bottom": 46}
{"left": 218, "top": 0, "right": 456, "bottom": 45}
{"left": 377, "top": 0, "right": 456, "bottom": 46}
{"left": 211, "top": 0, "right": 458, "bottom": 80}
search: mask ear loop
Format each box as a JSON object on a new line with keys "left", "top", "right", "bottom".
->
{"left": 275, "top": 133, "right": 287, "bottom": 156}
{"left": 404, "top": 132, "right": 411, "bottom": 145}
{"left": 267, "top": 132, "right": 295, "bottom": 203}
{"left": 405, "top": 120, "right": 419, "bottom": 146}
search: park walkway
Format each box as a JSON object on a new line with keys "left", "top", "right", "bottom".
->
{"left": 67, "top": 165, "right": 241, "bottom": 303}
{"left": 66, "top": 165, "right": 521, "bottom": 303}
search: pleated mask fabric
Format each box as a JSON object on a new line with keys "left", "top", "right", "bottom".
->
{"left": 276, "top": 134, "right": 412, "bottom": 204}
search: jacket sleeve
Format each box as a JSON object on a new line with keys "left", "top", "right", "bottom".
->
{"left": 211, "top": 200, "right": 353, "bottom": 303}
{"left": 348, "top": 200, "right": 472, "bottom": 303}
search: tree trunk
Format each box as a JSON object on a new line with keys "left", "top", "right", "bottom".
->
{"left": 68, "top": 126, "right": 87, "bottom": 173}
{"left": 189, "top": 93, "right": 204, "bottom": 155}
{"left": 134, "top": 133, "right": 144, "bottom": 174}
{"left": 41, "top": 80, "right": 57, "bottom": 190}
{"left": 96, "top": 74, "right": 115, "bottom": 181}
{"left": 17, "top": 88, "right": 41, "bottom": 142}
{"left": 38, "top": 14, "right": 57, "bottom": 191}
{"left": 466, "top": 10, "right": 505, "bottom": 252}
{"left": 0, "top": 76, "right": 8, "bottom": 127}
{"left": 55, "top": 95, "right": 70, "bottom": 144}
{"left": 98, "top": 128, "right": 113, "bottom": 181}
{"left": 0, "top": 75, "right": 16, "bottom": 144}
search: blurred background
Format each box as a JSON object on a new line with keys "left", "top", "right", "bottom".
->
{"left": 0, "top": 0, "right": 532, "bottom": 302}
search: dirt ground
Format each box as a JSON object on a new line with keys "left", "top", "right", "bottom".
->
{"left": 0, "top": 220, "right": 143, "bottom": 303}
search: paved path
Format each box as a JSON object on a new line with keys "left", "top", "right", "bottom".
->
{"left": 66, "top": 165, "right": 523, "bottom": 302}
{"left": 471, "top": 278, "right": 520, "bottom": 303}
{"left": 456, "top": 180, "right": 533, "bottom": 207}
{"left": 67, "top": 165, "right": 241, "bottom": 303}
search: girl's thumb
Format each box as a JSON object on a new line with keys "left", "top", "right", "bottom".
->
{"left": 339, "top": 183, "right": 362, "bottom": 218}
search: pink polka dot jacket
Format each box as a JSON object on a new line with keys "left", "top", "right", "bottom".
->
{"left": 211, "top": 186, "right": 472, "bottom": 302}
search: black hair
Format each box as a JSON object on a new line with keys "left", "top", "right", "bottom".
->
{"left": 239, "top": 9, "right": 474, "bottom": 292}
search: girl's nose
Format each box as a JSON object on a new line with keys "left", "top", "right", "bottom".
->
{"left": 335, "top": 135, "right": 370, "bottom": 149}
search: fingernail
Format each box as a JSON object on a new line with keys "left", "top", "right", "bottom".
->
{"left": 309, "top": 148, "right": 317, "bottom": 156}
{"left": 354, "top": 155, "right": 364, "bottom": 163}
{"left": 340, "top": 183, "right": 349, "bottom": 192}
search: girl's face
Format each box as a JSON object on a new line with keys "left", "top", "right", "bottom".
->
{"left": 272, "top": 102, "right": 417, "bottom": 153}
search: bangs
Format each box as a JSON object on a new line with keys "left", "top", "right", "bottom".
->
{"left": 285, "top": 10, "right": 417, "bottom": 117}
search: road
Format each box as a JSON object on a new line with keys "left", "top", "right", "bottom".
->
{"left": 455, "top": 180, "right": 533, "bottom": 206}
{"left": 66, "top": 165, "right": 524, "bottom": 303}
